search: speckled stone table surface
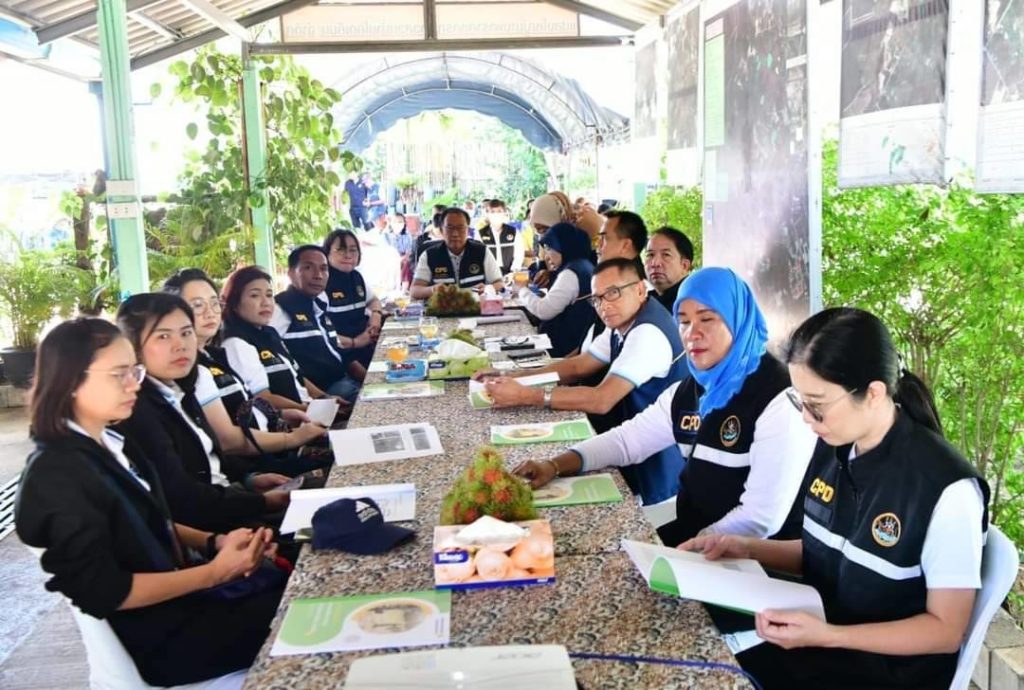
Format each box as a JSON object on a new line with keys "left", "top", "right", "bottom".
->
{"left": 243, "top": 314, "right": 750, "bottom": 689}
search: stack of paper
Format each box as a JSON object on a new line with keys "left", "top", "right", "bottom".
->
{"left": 279, "top": 483, "right": 417, "bottom": 534}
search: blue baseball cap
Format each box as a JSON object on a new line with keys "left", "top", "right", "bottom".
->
{"left": 311, "top": 497, "right": 415, "bottom": 554}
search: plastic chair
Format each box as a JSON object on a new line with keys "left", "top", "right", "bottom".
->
{"left": 26, "top": 546, "right": 247, "bottom": 690}
{"left": 951, "top": 524, "right": 1020, "bottom": 690}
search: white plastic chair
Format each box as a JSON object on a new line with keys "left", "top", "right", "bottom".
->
{"left": 26, "top": 545, "right": 247, "bottom": 690}
{"left": 951, "top": 524, "right": 1020, "bottom": 690}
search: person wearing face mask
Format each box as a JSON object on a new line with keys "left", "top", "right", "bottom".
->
{"left": 114, "top": 293, "right": 292, "bottom": 534}
{"left": 515, "top": 222, "right": 596, "bottom": 358}
{"left": 15, "top": 318, "right": 284, "bottom": 687}
{"left": 322, "top": 229, "right": 384, "bottom": 370}
{"left": 220, "top": 265, "right": 330, "bottom": 412}
{"left": 161, "top": 270, "right": 330, "bottom": 476}
{"left": 681, "top": 307, "right": 989, "bottom": 690}
{"left": 514, "top": 267, "right": 816, "bottom": 542}
{"left": 477, "top": 199, "right": 524, "bottom": 274}
{"left": 272, "top": 245, "right": 361, "bottom": 402}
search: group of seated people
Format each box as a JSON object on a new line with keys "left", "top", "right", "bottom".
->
{"left": 16, "top": 202, "right": 989, "bottom": 689}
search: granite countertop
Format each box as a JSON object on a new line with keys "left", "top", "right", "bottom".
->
{"left": 243, "top": 314, "right": 749, "bottom": 689}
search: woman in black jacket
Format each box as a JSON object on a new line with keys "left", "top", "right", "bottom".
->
{"left": 114, "top": 293, "right": 291, "bottom": 533}
{"left": 15, "top": 318, "right": 283, "bottom": 686}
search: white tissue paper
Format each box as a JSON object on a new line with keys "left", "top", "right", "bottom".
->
{"left": 454, "top": 515, "right": 528, "bottom": 546}
{"left": 436, "top": 339, "right": 485, "bottom": 358}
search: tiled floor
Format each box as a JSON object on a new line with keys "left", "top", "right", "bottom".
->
{"left": 0, "top": 406, "right": 88, "bottom": 688}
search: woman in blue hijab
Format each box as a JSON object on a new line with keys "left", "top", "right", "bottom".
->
{"left": 517, "top": 222, "right": 596, "bottom": 357}
{"left": 515, "top": 266, "right": 816, "bottom": 546}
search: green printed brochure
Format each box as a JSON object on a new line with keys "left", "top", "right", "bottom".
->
{"left": 490, "top": 419, "right": 595, "bottom": 445}
{"left": 361, "top": 381, "right": 445, "bottom": 402}
{"left": 270, "top": 590, "right": 451, "bottom": 657}
{"left": 532, "top": 474, "right": 623, "bottom": 507}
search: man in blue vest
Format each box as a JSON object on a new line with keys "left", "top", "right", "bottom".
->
{"left": 477, "top": 257, "right": 687, "bottom": 504}
{"left": 271, "top": 245, "right": 361, "bottom": 402}
{"left": 410, "top": 207, "right": 504, "bottom": 299}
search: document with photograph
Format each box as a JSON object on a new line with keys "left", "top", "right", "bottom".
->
{"left": 279, "top": 483, "right": 417, "bottom": 534}
{"left": 532, "top": 474, "right": 623, "bottom": 507}
{"left": 361, "top": 381, "right": 445, "bottom": 402}
{"left": 468, "top": 372, "right": 558, "bottom": 409}
{"left": 621, "top": 539, "right": 825, "bottom": 621}
{"left": 270, "top": 589, "right": 451, "bottom": 656}
{"left": 330, "top": 423, "right": 444, "bottom": 465}
{"left": 490, "top": 419, "right": 595, "bottom": 445}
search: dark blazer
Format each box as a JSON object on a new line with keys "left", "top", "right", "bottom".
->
{"left": 115, "top": 379, "right": 266, "bottom": 533}
{"left": 14, "top": 432, "right": 199, "bottom": 632}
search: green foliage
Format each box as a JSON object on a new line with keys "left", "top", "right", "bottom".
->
{"left": 0, "top": 239, "right": 90, "bottom": 349}
{"left": 639, "top": 186, "right": 704, "bottom": 264}
{"left": 494, "top": 128, "right": 548, "bottom": 210}
{"left": 157, "top": 48, "right": 360, "bottom": 280}
{"left": 820, "top": 139, "right": 1024, "bottom": 538}
{"left": 424, "top": 188, "right": 461, "bottom": 210}
{"left": 440, "top": 447, "right": 537, "bottom": 525}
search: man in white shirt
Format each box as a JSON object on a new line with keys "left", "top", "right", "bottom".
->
{"left": 410, "top": 208, "right": 504, "bottom": 299}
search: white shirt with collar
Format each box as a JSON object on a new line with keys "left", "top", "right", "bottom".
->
{"left": 413, "top": 246, "right": 503, "bottom": 284}
{"left": 586, "top": 313, "right": 674, "bottom": 387}
{"left": 67, "top": 420, "right": 151, "bottom": 492}
{"left": 148, "top": 375, "right": 230, "bottom": 487}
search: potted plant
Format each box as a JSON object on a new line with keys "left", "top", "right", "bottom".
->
{"left": 0, "top": 244, "right": 88, "bottom": 387}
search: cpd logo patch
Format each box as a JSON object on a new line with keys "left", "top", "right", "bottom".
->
{"left": 469, "top": 264, "right": 481, "bottom": 274}
{"left": 678, "top": 412, "right": 701, "bottom": 433}
{"left": 260, "top": 350, "right": 274, "bottom": 360}
{"left": 356, "top": 285, "right": 365, "bottom": 297}
{"left": 871, "top": 513, "right": 901, "bottom": 547}
{"left": 720, "top": 415, "right": 741, "bottom": 447}
{"left": 332, "top": 291, "right": 345, "bottom": 299}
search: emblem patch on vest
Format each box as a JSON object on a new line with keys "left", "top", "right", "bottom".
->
{"left": 260, "top": 350, "right": 273, "bottom": 360}
{"left": 434, "top": 266, "right": 449, "bottom": 275}
{"left": 295, "top": 313, "right": 309, "bottom": 322}
{"left": 469, "top": 263, "right": 481, "bottom": 274}
{"left": 209, "top": 367, "right": 223, "bottom": 376}
{"left": 871, "top": 512, "right": 901, "bottom": 547}
{"left": 356, "top": 286, "right": 365, "bottom": 297}
{"left": 332, "top": 291, "right": 344, "bottom": 299}
{"left": 720, "top": 415, "right": 741, "bottom": 447}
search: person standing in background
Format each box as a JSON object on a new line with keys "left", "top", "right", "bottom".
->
{"left": 344, "top": 174, "right": 369, "bottom": 230}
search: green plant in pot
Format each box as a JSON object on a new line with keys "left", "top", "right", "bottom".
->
{"left": 0, "top": 243, "right": 88, "bottom": 387}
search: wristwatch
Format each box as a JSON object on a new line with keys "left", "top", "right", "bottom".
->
{"left": 543, "top": 387, "right": 553, "bottom": 410}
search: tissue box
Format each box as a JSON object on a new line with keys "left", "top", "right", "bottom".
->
{"left": 433, "top": 519, "right": 555, "bottom": 590}
{"left": 427, "top": 353, "right": 490, "bottom": 380}
{"left": 480, "top": 296, "right": 504, "bottom": 316}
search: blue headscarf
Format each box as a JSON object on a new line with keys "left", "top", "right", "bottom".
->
{"left": 672, "top": 267, "right": 768, "bottom": 417}
{"left": 538, "top": 222, "right": 592, "bottom": 279}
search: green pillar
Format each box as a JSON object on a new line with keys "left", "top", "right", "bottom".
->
{"left": 242, "top": 47, "right": 274, "bottom": 273}
{"left": 97, "top": 0, "right": 148, "bottom": 297}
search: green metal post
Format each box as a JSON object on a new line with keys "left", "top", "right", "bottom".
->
{"left": 242, "top": 45, "right": 274, "bottom": 273}
{"left": 96, "top": 0, "right": 148, "bottom": 297}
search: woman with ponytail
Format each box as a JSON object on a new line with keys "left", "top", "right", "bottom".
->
{"left": 682, "top": 307, "right": 990, "bottom": 690}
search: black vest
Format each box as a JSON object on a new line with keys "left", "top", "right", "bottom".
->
{"left": 222, "top": 316, "right": 305, "bottom": 404}
{"left": 325, "top": 267, "right": 370, "bottom": 338}
{"left": 275, "top": 287, "right": 349, "bottom": 392}
{"left": 800, "top": 412, "right": 989, "bottom": 686}
{"left": 424, "top": 240, "right": 488, "bottom": 288}
{"left": 478, "top": 223, "right": 518, "bottom": 274}
{"left": 538, "top": 258, "right": 597, "bottom": 358}
{"left": 670, "top": 353, "right": 798, "bottom": 541}
{"left": 197, "top": 348, "right": 249, "bottom": 422}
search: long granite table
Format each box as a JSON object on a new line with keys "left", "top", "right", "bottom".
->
{"left": 243, "top": 313, "right": 751, "bottom": 689}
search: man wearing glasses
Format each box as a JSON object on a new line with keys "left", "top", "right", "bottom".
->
{"left": 410, "top": 207, "right": 504, "bottom": 299}
{"left": 478, "top": 257, "right": 687, "bottom": 505}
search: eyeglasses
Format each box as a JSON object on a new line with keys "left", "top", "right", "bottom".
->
{"left": 585, "top": 281, "right": 640, "bottom": 309}
{"left": 785, "top": 386, "right": 858, "bottom": 423}
{"left": 87, "top": 364, "right": 146, "bottom": 387}
{"left": 188, "top": 298, "right": 222, "bottom": 314}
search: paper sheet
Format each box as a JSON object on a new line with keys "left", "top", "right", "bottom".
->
{"left": 621, "top": 540, "right": 825, "bottom": 620}
{"left": 330, "top": 423, "right": 444, "bottom": 466}
{"left": 532, "top": 474, "right": 623, "bottom": 507}
{"left": 279, "top": 483, "right": 417, "bottom": 534}
{"left": 305, "top": 398, "right": 339, "bottom": 427}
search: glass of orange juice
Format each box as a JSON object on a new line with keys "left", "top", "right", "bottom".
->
{"left": 513, "top": 270, "right": 529, "bottom": 288}
{"left": 418, "top": 316, "right": 439, "bottom": 341}
{"left": 386, "top": 341, "right": 409, "bottom": 364}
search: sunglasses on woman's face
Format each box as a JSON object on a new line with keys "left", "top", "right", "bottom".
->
{"left": 785, "top": 386, "right": 858, "bottom": 423}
